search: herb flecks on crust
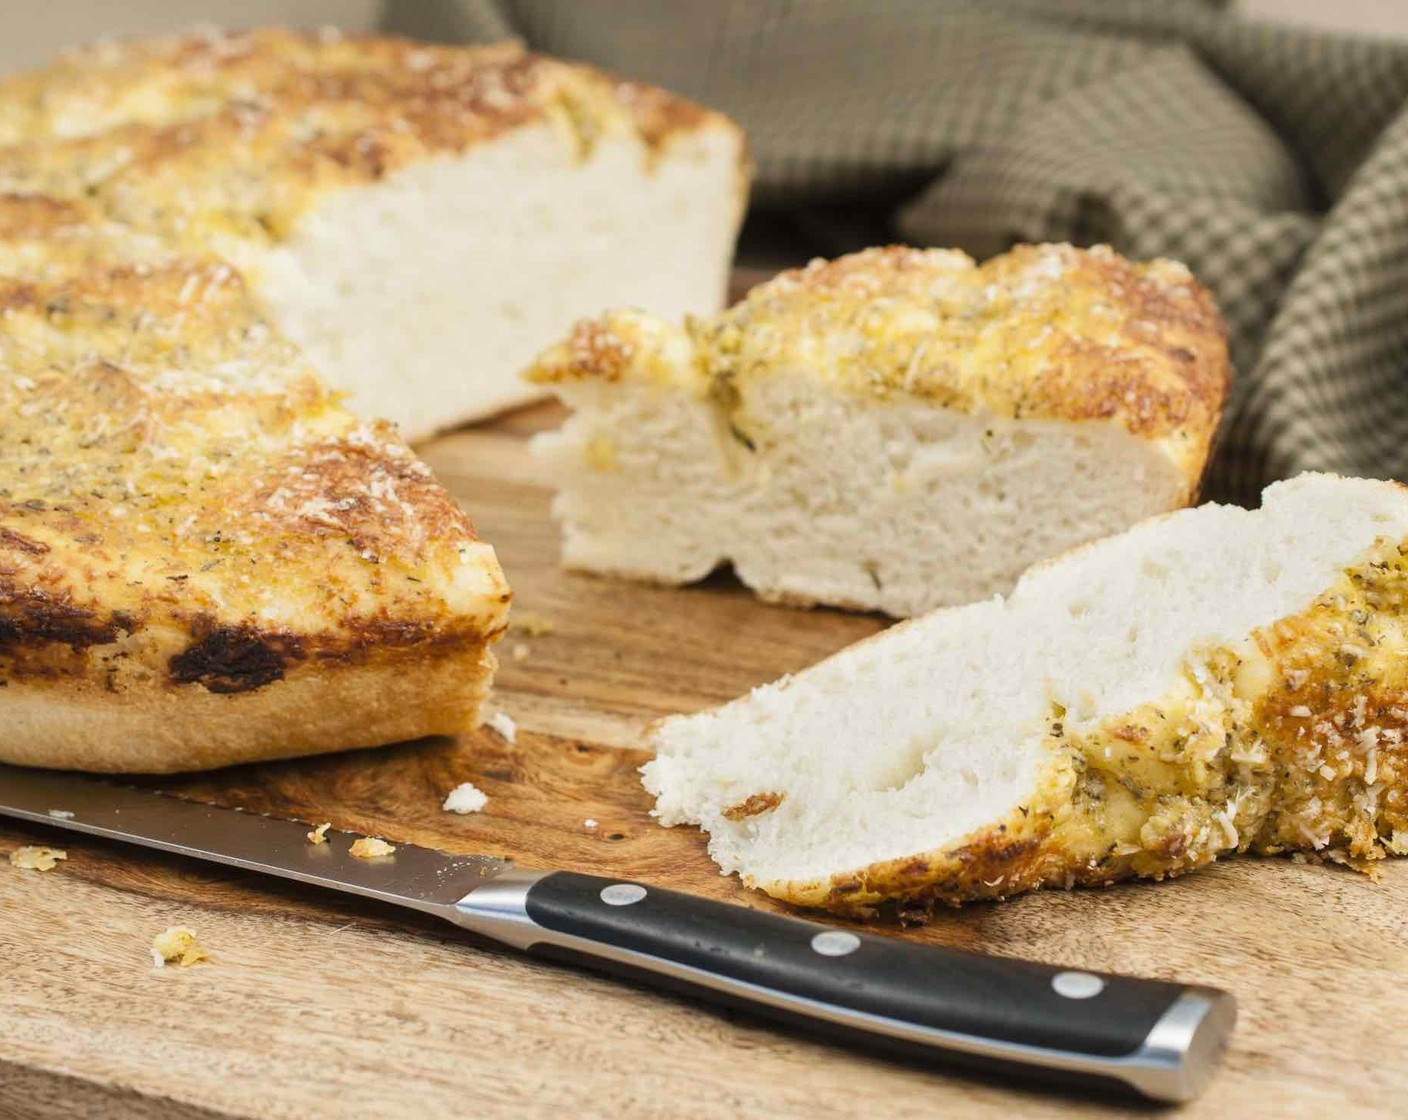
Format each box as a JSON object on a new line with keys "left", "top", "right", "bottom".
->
{"left": 528, "top": 243, "right": 1230, "bottom": 490}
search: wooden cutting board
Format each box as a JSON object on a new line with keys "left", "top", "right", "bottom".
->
{"left": 1, "top": 401, "right": 1405, "bottom": 1120}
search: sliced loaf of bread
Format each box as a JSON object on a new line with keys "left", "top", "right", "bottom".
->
{"left": 529, "top": 244, "right": 1230, "bottom": 617}
{"left": 0, "top": 29, "right": 747, "bottom": 440}
{"left": 642, "top": 474, "right": 1408, "bottom": 915}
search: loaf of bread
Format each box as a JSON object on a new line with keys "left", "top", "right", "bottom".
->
{"left": 0, "top": 28, "right": 748, "bottom": 440}
{"left": 0, "top": 196, "right": 509, "bottom": 773}
{"left": 528, "top": 244, "right": 1230, "bottom": 616}
{"left": 0, "top": 27, "right": 749, "bottom": 773}
{"left": 643, "top": 475, "right": 1408, "bottom": 915}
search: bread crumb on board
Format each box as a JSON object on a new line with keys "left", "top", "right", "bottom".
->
{"left": 511, "top": 611, "right": 555, "bottom": 637}
{"left": 8, "top": 846, "right": 67, "bottom": 872}
{"left": 349, "top": 837, "right": 396, "bottom": 860}
{"left": 308, "top": 822, "right": 331, "bottom": 845}
{"left": 151, "top": 926, "right": 209, "bottom": 968}
{"left": 584, "top": 819, "right": 599, "bottom": 829}
{"left": 443, "top": 782, "right": 489, "bottom": 815}
{"left": 511, "top": 642, "right": 531, "bottom": 663}
{"left": 487, "top": 710, "right": 517, "bottom": 743}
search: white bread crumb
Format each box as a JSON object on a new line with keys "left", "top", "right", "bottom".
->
{"left": 487, "top": 711, "right": 518, "bottom": 744}
{"left": 308, "top": 822, "right": 330, "bottom": 845}
{"left": 443, "top": 782, "right": 489, "bottom": 815}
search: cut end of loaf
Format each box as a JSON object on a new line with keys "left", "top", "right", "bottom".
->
{"left": 643, "top": 474, "right": 1408, "bottom": 915}
{"left": 248, "top": 119, "right": 745, "bottom": 440}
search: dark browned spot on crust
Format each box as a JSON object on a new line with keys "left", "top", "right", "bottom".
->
{"left": 319, "top": 615, "right": 492, "bottom": 661}
{"left": 169, "top": 622, "right": 302, "bottom": 694}
{"left": 821, "top": 830, "right": 1050, "bottom": 918}
{"left": 722, "top": 791, "right": 785, "bottom": 821}
{"left": 0, "top": 580, "right": 129, "bottom": 651}
{"left": 949, "top": 833, "right": 1042, "bottom": 871}
{"left": 0, "top": 528, "right": 49, "bottom": 555}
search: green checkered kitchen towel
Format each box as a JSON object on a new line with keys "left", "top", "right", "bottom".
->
{"left": 387, "top": 0, "right": 1408, "bottom": 505}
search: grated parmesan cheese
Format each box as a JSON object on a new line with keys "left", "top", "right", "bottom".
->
{"left": 8, "top": 846, "right": 67, "bottom": 872}
{"left": 151, "top": 926, "right": 209, "bottom": 968}
{"left": 349, "top": 837, "right": 396, "bottom": 859}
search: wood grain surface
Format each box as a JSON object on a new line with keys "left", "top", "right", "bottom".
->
{"left": 1, "top": 401, "right": 1405, "bottom": 1120}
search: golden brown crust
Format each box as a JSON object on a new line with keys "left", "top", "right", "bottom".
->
{"left": 0, "top": 191, "right": 510, "bottom": 770}
{"left": 0, "top": 29, "right": 739, "bottom": 248}
{"left": 527, "top": 244, "right": 1232, "bottom": 492}
{"left": 1247, "top": 537, "right": 1408, "bottom": 861}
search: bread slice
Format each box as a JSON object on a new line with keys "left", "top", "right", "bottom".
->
{"left": 642, "top": 474, "right": 1408, "bottom": 915}
{"left": 0, "top": 29, "right": 747, "bottom": 440}
{"left": 0, "top": 196, "right": 509, "bottom": 772}
{"left": 528, "top": 244, "right": 1230, "bottom": 617}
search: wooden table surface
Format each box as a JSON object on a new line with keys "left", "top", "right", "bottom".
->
{"left": 2, "top": 402, "right": 1405, "bottom": 1120}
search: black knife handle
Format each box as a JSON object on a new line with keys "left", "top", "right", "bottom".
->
{"left": 449, "top": 870, "right": 1234, "bottom": 1102}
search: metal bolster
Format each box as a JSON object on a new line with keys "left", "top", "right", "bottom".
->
{"left": 449, "top": 868, "right": 552, "bottom": 950}
{"left": 1118, "top": 987, "right": 1238, "bottom": 1103}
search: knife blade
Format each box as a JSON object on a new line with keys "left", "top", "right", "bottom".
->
{"left": 0, "top": 764, "right": 1234, "bottom": 1103}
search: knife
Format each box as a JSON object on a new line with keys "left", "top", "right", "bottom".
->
{"left": 0, "top": 765, "right": 1233, "bottom": 1103}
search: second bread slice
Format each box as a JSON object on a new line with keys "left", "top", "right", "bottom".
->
{"left": 643, "top": 474, "right": 1408, "bottom": 915}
